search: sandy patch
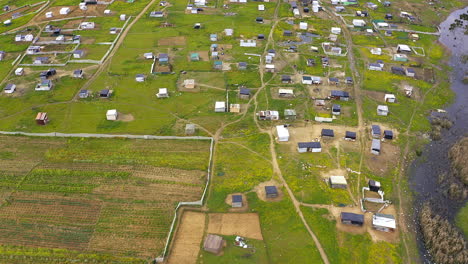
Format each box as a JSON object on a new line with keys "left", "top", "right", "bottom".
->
{"left": 254, "top": 180, "right": 283, "bottom": 202}
{"left": 118, "top": 113, "right": 134, "bottom": 122}
{"left": 168, "top": 211, "right": 206, "bottom": 264}
{"left": 321, "top": 168, "right": 347, "bottom": 179}
{"left": 207, "top": 213, "right": 263, "bottom": 240}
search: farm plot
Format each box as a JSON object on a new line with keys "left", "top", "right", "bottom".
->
{"left": 0, "top": 135, "right": 211, "bottom": 261}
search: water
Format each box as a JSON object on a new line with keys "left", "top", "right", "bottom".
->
{"left": 408, "top": 6, "right": 468, "bottom": 263}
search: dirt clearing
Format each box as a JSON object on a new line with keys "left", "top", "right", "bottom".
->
{"left": 254, "top": 180, "right": 283, "bottom": 202}
{"left": 158, "top": 36, "right": 186, "bottom": 46}
{"left": 207, "top": 213, "right": 263, "bottom": 240}
{"left": 168, "top": 211, "right": 206, "bottom": 264}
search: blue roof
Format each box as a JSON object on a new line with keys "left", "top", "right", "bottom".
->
{"left": 331, "top": 90, "right": 349, "bottom": 97}
{"left": 232, "top": 195, "right": 243, "bottom": 203}
{"left": 371, "top": 125, "right": 381, "bottom": 134}
{"left": 341, "top": 212, "right": 364, "bottom": 223}
{"left": 240, "top": 88, "right": 250, "bottom": 95}
{"left": 332, "top": 104, "right": 341, "bottom": 110}
{"left": 321, "top": 129, "right": 334, "bottom": 137}
{"left": 298, "top": 142, "right": 321, "bottom": 148}
{"left": 265, "top": 186, "right": 278, "bottom": 194}
{"left": 345, "top": 131, "right": 356, "bottom": 138}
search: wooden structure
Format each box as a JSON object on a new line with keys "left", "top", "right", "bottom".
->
{"left": 35, "top": 112, "right": 49, "bottom": 125}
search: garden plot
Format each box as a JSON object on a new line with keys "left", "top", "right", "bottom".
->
{"left": 207, "top": 213, "right": 263, "bottom": 240}
{"left": 34, "top": 5, "right": 109, "bottom": 23}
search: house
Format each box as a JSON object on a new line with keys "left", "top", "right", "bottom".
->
{"left": 371, "top": 139, "right": 381, "bottom": 155}
{"left": 258, "top": 4, "right": 265, "bottom": 11}
{"left": 256, "top": 17, "right": 264, "bottom": 23}
{"left": 157, "top": 88, "right": 169, "bottom": 98}
{"left": 34, "top": 57, "right": 49, "bottom": 65}
{"left": 329, "top": 77, "right": 339, "bottom": 85}
{"left": 385, "top": 13, "right": 393, "bottom": 20}
{"left": 371, "top": 125, "right": 381, "bottom": 138}
{"left": 352, "top": 19, "right": 366, "bottom": 27}
{"left": 99, "top": 89, "right": 111, "bottom": 98}
{"left": 215, "top": 101, "right": 226, "bottom": 112}
{"left": 377, "top": 105, "right": 389, "bottom": 116}
{"left": 369, "top": 180, "right": 381, "bottom": 192}
{"left": 203, "top": 234, "right": 224, "bottom": 255}
{"left": 276, "top": 125, "right": 290, "bottom": 142}
{"left": 406, "top": 68, "right": 415, "bottom": 77}
{"left": 0, "top": 51, "right": 5, "bottom": 61}
{"left": 158, "top": 53, "right": 169, "bottom": 64}
{"left": 232, "top": 195, "right": 243, "bottom": 207}
{"left": 258, "top": 110, "right": 279, "bottom": 120}
{"left": 193, "top": 23, "right": 201, "bottom": 29}
{"left": 329, "top": 176, "right": 347, "bottom": 189}
{"left": 35, "top": 112, "right": 49, "bottom": 125}
{"left": 149, "top": 11, "right": 164, "bottom": 17}
{"left": 345, "top": 77, "right": 353, "bottom": 85}
{"left": 306, "top": 58, "right": 316, "bottom": 67}
{"left": 15, "top": 68, "right": 24, "bottom": 76}
{"left": 4, "top": 83, "right": 16, "bottom": 94}
{"left": 239, "top": 88, "right": 251, "bottom": 99}
{"left": 279, "top": 89, "right": 294, "bottom": 98}
{"left": 384, "top": 130, "right": 394, "bottom": 140}
{"left": 78, "top": 89, "right": 90, "bottom": 98}
{"left": 80, "top": 22, "right": 95, "bottom": 29}
{"left": 27, "top": 46, "right": 41, "bottom": 54}
{"left": 330, "top": 90, "right": 349, "bottom": 101}
{"left": 214, "top": 60, "right": 223, "bottom": 70}
{"left": 321, "top": 129, "right": 335, "bottom": 138}
{"left": 185, "top": 124, "right": 196, "bottom": 135}
{"left": 367, "top": 2, "right": 378, "bottom": 9}
{"left": 240, "top": 39, "right": 256, "bottom": 47}
{"left": 40, "top": 68, "right": 56, "bottom": 79}
{"left": 302, "top": 76, "right": 321, "bottom": 85}
{"left": 135, "top": 74, "right": 146, "bottom": 82}
{"left": 230, "top": 104, "right": 240, "bottom": 113}
{"left": 106, "top": 109, "right": 118, "bottom": 121}
{"left": 265, "top": 186, "right": 278, "bottom": 198}
{"left": 281, "top": 75, "right": 292, "bottom": 83}
{"left": 393, "top": 54, "right": 408, "bottom": 62}
{"left": 73, "top": 69, "right": 84, "bottom": 78}
{"left": 397, "top": 44, "right": 411, "bottom": 53}
{"left": 345, "top": 131, "right": 357, "bottom": 141}
{"left": 258, "top": 34, "right": 265, "bottom": 40}
{"left": 35, "top": 80, "right": 53, "bottom": 91}
{"left": 372, "top": 214, "right": 396, "bottom": 232}
{"left": 183, "top": 79, "right": 195, "bottom": 89}
{"left": 391, "top": 67, "right": 405, "bottom": 75}
{"left": 120, "top": 14, "right": 126, "bottom": 21}
{"left": 265, "top": 64, "right": 275, "bottom": 72}
{"left": 332, "top": 104, "right": 341, "bottom": 115}
{"left": 284, "top": 109, "right": 297, "bottom": 120}
{"left": 225, "top": 28, "right": 233, "bottom": 36}
{"left": 73, "top": 50, "right": 85, "bottom": 59}
{"left": 283, "top": 30, "right": 293, "bottom": 37}
{"left": 144, "top": 52, "right": 154, "bottom": 59}
{"left": 59, "top": 7, "right": 70, "bottom": 15}
{"left": 371, "top": 48, "right": 382, "bottom": 55}
{"left": 385, "top": 30, "right": 393, "bottom": 36}
{"left": 384, "top": 94, "right": 396, "bottom": 103}
{"left": 238, "top": 62, "right": 247, "bottom": 70}
{"left": 190, "top": 53, "right": 200, "bottom": 61}
{"left": 341, "top": 212, "right": 364, "bottom": 226}
{"left": 331, "top": 27, "right": 341, "bottom": 34}
{"left": 109, "top": 27, "right": 119, "bottom": 34}
{"left": 322, "top": 57, "right": 329, "bottom": 66}
{"left": 297, "top": 142, "right": 322, "bottom": 153}
{"left": 210, "top": 34, "right": 217, "bottom": 41}
{"left": 369, "top": 63, "right": 383, "bottom": 71}
{"left": 299, "top": 22, "right": 308, "bottom": 30}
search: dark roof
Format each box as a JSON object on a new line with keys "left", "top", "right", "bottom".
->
{"left": 265, "top": 186, "right": 278, "bottom": 195}
{"left": 79, "top": 89, "right": 88, "bottom": 94}
{"left": 329, "top": 77, "right": 339, "bottom": 82}
{"left": 371, "top": 125, "right": 381, "bottom": 134}
{"left": 238, "top": 62, "right": 247, "bottom": 67}
{"left": 341, "top": 212, "right": 364, "bottom": 223}
{"left": 406, "top": 68, "right": 415, "bottom": 73}
{"left": 232, "top": 195, "right": 243, "bottom": 203}
{"left": 298, "top": 142, "right": 321, "bottom": 148}
{"left": 5, "top": 83, "right": 15, "bottom": 89}
{"left": 282, "top": 75, "right": 292, "bottom": 80}
{"left": 331, "top": 90, "right": 349, "bottom": 97}
{"left": 73, "top": 69, "right": 82, "bottom": 75}
{"left": 346, "top": 77, "right": 353, "bottom": 82}
{"left": 256, "top": 17, "right": 263, "bottom": 20}
{"left": 369, "top": 63, "right": 381, "bottom": 67}
{"left": 384, "top": 130, "right": 393, "bottom": 136}
{"left": 239, "top": 88, "right": 250, "bottom": 95}
{"left": 332, "top": 104, "right": 341, "bottom": 111}
{"left": 345, "top": 131, "right": 356, "bottom": 139}
{"left": 100, "top": 89, "right": 110, "bottom": 94}
{"left": 321, "top": 129, "right": 334, "bottom": 137}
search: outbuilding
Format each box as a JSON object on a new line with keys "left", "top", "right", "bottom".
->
{"left": 215, "top": 101, "right": 226, "bottom": 112}
{"left": 332, "top": 104, "right": 341, "bottom": 115}
{"left": 185, "top": 124, "right": 196, "bottom": 135}
{"left": 73, "top": 50, "right": 85, "bottom": 59}
{"left": 238, "top": 62, "right": 247, "bottom": 70}
{"left": 106, "top": 109, "right": 118, "bottom": 121}
{"left": 35, "top": 80, "right": 53, "bottom": 91}
{"left": 329, "top": 176, "right": 347, "bottom": 189}
{"left": 239, "top": 87, "right": 251, "bottom": 99}
{"left": 352, "top": 19, "right": 366, "bottom": 27}
{"left": 345, "top": 131, "right": 357, "bottom": 141}
{"left": 59, "top": 7, "right": 70, "bottom": 15}
{"left": 397, "top": 44, "right": 411, "bottom": 53}
{"left": 377, "top": 105, "right": 389, "bottom": 116}
{"left": 157, "top": 88, "right": 169, "bottom": 98}
{"left": 391, "top": 66, "right": 405, "bottom": 75}
{"left": 15, "top": 68, "right": 24, "bottom": 76}
{"left": 278, "top": 89, "right": 294, "bottom": 98}
{"left": 265, "top": 186, "right": 278, "bottom": 198}
{"left": 369, "top": 180, "right": 381, "bottom": 192}
{"left": 371, "top": 125, "right": 381, "bottom": 138}
{"left": 341, "top": 212, "right": 364, "bottom": 226}
{"left": 321, "top": 129, "right": 334, "bottom": 137}
{"left": 135, "top": 74, "right": 146, "bottom": 82}
{"left": 406, "top": 68, "right": 416, "bottom": 77}
{"left": 203, "top": 234, "right": 225, "bottom": 254}
{"left": 384, "top": 130, "right": 394, "bottom": 140}
{"left": 281, "top": 75, "right": 292, "bottom": 83}
{"left": 384, "top": 94, "right": 396, "bottom": 103}
{"left": 4, "top": 83, "right": 16, "bottom": 94}
{"left": 330, "top": 90, "right": 349, "bottom": 101}
{"left": 297, "top": 142, "right": 322, "bottom": 153}
{"left": 73, "top": 69, "right": 84, "bottom": 78}
{"left": 371, "top": 139, "right": 381, "bottom": 155}
{"left": 284, "top": 109, "right": 297, "bottom": 120}
{"left": 372, "top": 213, "right": 396, "bottom": 232}
{"left": 276, "top": 125, "right": 290, "bottom": 142}
{"left": 35, "top": 112, "right": 49, "bottom": 125}
{"left": 232, "top": 195, "right": 243, "bottom": 207}
{"left": 79, "top": 89, "right": 90, "bottom": 98}
{"left": 258, "top": 110, "right": 279, "bottom": 120}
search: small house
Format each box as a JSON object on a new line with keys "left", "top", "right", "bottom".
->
{"left": 284, "top": 109, "right": 297, "bottom": 120}
{"left": 109, "top": 27, "right": 119, "bottom": 34}
{"left": 345, "top": 131, "right": 357, "bottom": 141}
{"left": 99, "top": 89, "right": 111, "bottom": 98}
{"left": 283, "top": 30, "right": 293, "bottom": 37}
{"left": 78, "top": 89, "right": 89, "bottom": 98}
{"left": 409, "top": 33, "right": 419, "bottom": 40}
{"left": 120, "top": 14, "right": 126, "bottom": 21}
{"left": 190, "top": 53, "right": 200, "bottom": 61}
{"left": 276, "top": 125, "right": 290, "bottom": 142}
{"left": 265, "top": 64, "right": 275, "bottom": 72}
{"left": 258, "top": 34, "right": 265, "bottom": 40}
{"left": 240, "top": 39, "right": 257, "bottom": 47}
{"left": 232, "top": 195, "right": 243, "bottom": 207}
{"left": 258, "top": 4, "right": 265, "bottom": 11}
{"left": 73, "top": 50, "right": 85, "bottom": 59}
{"left": 385, "top": 30, "right": 393, "bottom": 36}
{"left": 306, "top": 58, "right": 316, "bottom": 67}
{"left": 203, "top": 234, "right": 224, "bottom": 255}
{"left": 225, "top": 28, "right": 233, "bottom": 36}
{"left": 321, "top": 129, "right": 335, "bottom": 137}
{"left": 372, "top": 214, "right": 396, "bottom": 232}
{"left": 385, "top": 13, "right": 393, "bottom": 20}
{"left": 34, "top": 57, "right": 49, "bottom": 65}
{"left": 321, "top": 56, "right": 329, "bottom": 66}
{"left": 239, "top": 88, "right": 251, "bottom": 99}
{"left": 391, "top": 66, "right": 405, "bottom": 75}
{"left": 281, "top": 75, "right": 292, "bottom": 83}
{"left": 302, "top": 76, "right": 313, "bottom": 85}
{"left": 210, "top": 34, "right": 217, "bottom": 41}
{"left": 35, "top": 80, "right": 53, "bottom": 91}
{"left": 27, "top": 46, "right": 41, "bottom": 54}
{"left": 158, "top": 53, "right": 169, "bottom": 64}
{"left": 397, "top": 44, "right": 411, "bottom": 53}
{"left": 4, "top": 83, "right": 16, "bottom": 94}
{"left": 215, "top": 101, "right": 226, "bottom": 112}
{"left": 278, "top": 89, "right": 294, "bottom": 98}
{"left": 406, "top": 68, "right": 415, "bottom": 77}
{"left": 238, "top": 62, "right": 247, "bottom": 70}
{"left": 185, "top": 124, "right": 196, "bottom": 135}
{"left": 369, "top": 180, "right": 381, "bottom": 192}
{"left": 256, "top": 17, "right": 264, "bottom": 23}
{"left": 336, "top": 6, "right": 345, "bottom": 12}
{"left": 299, "top": 22, "right": 308, "bottom": 30}
{"left": 149, "top": 11, "right": 164, "bottom": 17}
{"left": 40, "top": 68, "right": 56, "bottom": 79}
{"left": 345, "top": 77, "right": 353, "bottom": 85}
{"left": 15, "top": 68, "right": 24, "bottom": 76}
{"left": 0, "top": 51, "right": 5, "bottom": 61}
{"left": 265, "top": 186, "right": 278, "bottom": 198}
{"left": 214, "top": 60, "right": 223, "bottom": 70}
{"left": 332, "top": 104, "right": 341, "bottom": 115}
{"left": 352, "top": 19, "right": 366, "bottom": 27}
{"left": 73, "top": 69, "right": 84, "bottom": 78}
{"left": 183, "top": 79, "right": 195, "bottom": 89}
{"left": 106, "top": 109, "right": 118, "bottom": 121}
{"left": 230, "top": 104, "right": 240, "bottom": 113}
{"left": 330, "top": 90, "right": 349, "bottom": 101}
{"left": 384, "top": 130, "right": 393, "bottom": 140}
{"left": 329, "top": 176, "right": 347, "bottom": 189}
{"left": 59, "top": 7, "right": 70, "bottom": 15}
{"left": 356, "top": 10, "right": 368, "bottom": 17}
{"left": 297, "top": 142, "right": 322, "bottom": 153}
{"left": 371, "top": 48, "right": 382, "bottom": 55}
{"left": 371, "top": 139, "right": 381, "bottom": 155}
{"left": 329, "top": 77, "right": 339, "bottom": 85}
{"left": 3, "top": 20, "right": 11, "bottom": 26}
{"left": 371, "top": 125, "right": 381, "bottom": 138}
{"left": 135, "top": 74, "right": 146, "bottom": 82}
{"left": 258, "top": 110, "right": 279, "bottom": 120}
{"left": 393, "top": 54, "right": 408, "bottom": 62}
{"left": 377, "top": 105, "right": 389, "bottom": 116}
{"left": 341, "top": 212, "right": 364, "bottom": 226}
{"left": 404, "top": 85, "right": 413, "bottom": 97}
{"left": 384, "top": 94, "right": 396, "bottom": 103}
{"left": 368, "top": 63, "right": 383, "bottom": 71}
{"left": 144, "top": 52, "right": 154, "bottom": 59}
{"left": 193, "top": 23, "right": 201, "bottom": 29}
{"left": 80, "top": 22, "right": 95, "bottom": 29}
{"left": 35, "top": 112, "right": 49, "bottom": 125}
{"left": 331, "top": 27, "right": 341, "bottom": 34}
{"left": 157, "top": 88, "right": 169, "bottom": 98}
{"left": 268, "top": 49, "right": 276, "bottom": 57}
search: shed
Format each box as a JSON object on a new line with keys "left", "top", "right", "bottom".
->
{"left": 283, "top": 30, "right": 293, "bottom": 37}
{"left": 321, "top": 129, "right": 334, "bottom": 137}
{"left": 0, "top": 51, "right": 5, "bottom": 61}
{"left": 225, "top": 28, "right": 233, "bottom": 36}
{"left": 278, "top": 89, "right": 294, "bottom": 98}
{"left": 299, "top": 22, "right": 308, "bottom": 30}
{"left": 281, "top": 75, "right": 292, "bottom": 83}
{"left": 393, "top": 54, "right": 408, "bottom": 62}
{"left": 371, "top": 125, "right": 381, "bottom": 138}
{"left": 369, "top": 63, "right": 383, "bottom": 71}
{"left": 385, "top": 13, "right": 393, "bottom": 19}
{"left": 332, "top": 104, "right": 341, "bottom": 115}
{"left": 203, "top": 234, "right": 225, "bottom": 254}
{"left": 330, "top": 90, "right": 349, "bottom": 101}
{"left": 329, "top": 77, "right": 339, "bottom": 85}
{"left": 369, "top": 180, "right": 381, "bottom": 192}
{"left": 256, "top": 17, "right": 263, "bottom": 23}
{"left": 215, "top": 101, "right": 226, "bottom": 112}
{"left": 297, "top": 142, "right": 322, "bottom": 153}
{"left": 331, "top": 27, "right": 341, "bottom": 34}
{"left": 284, "top": 109, "right": 296, "bottom": 120}
{"left": 383, "top": 130, "right": 393, "bottom": 140}
{"left": 232, "top": 195, "right": 243, "bottom": 207}
{"left": 185, "top": 124, "right": 196, "bottom": 135}
{"left": 4, "top": 83, "right": 16, "bottom": 94}
{"left": 329, "top": 176, "right": 347, "bottom": 189}
{"left": 371, "top": 139, "right": 381, "bottom": 155}
{"left": 210, "top": 34, "right": 217, "bottom": 41}
{"left": 106, "top": 109, "right": 118, "bottom": 121}
{"left": 384, "top": 94, "right": 396, "bottom": 103}
{"left": 238, "top": 62, "right": 247, "bottom": 70}
{"left": 135, "top": 74, "right": 146, "bottom": 82}
{"left": 78, "top": 89, "right": 89, "bottom": 98}
{"left": 194, "top": 23, "right": 201, "bottom": 29}
{"left": 345, "top": 131, "right": 357, "bottom": 141}
{"left": 345, "top": 77, "right": 353, "bottom": 85}
{"left": 391, "top": 66, "right": 405, "bottom": 75}
{"left": 306, "top": 58, "right": 315, "bottom": 67}
{"left": 258, "top": 34, "right": 265, "bottom": 40}
{"left": 59, "top": 7, "right": 70, "bottom": 15}
{"left": 341, "top": 212, "right": 364, "bottom": 226}
{"left": 258, "top": 110, "right": 279, "bottom": 120}
{"left": 214, "top": 60, "right": 223, "bottom": 70}
{"left": 144, "top": 52, "right": 154, "bottom": 59}
{"left": 73, "top": 69, "right": 83, "bottom": 78}
{"left": 406, "top": 68, "right": 415, "bottom": 77}
{"left": 99, "top": 89, "right": 111, "bottom": 98}
{"left": 258, "top": 4, "right": 265, "bottom": 11}
{"left": 397, "top": 44, "right": 411, "bottom": 53}
{"left": 352, "top": 19, "right": 366, "bottom": 27}
{"left": 265, "top": 186, "right": 278, "bottom": 198}
{"left": 229, "top": 104, "right": 240, "bottom": 113}
{"left": 239, "top": 88, "right": 251, "bottom": 99}
{"left": 190, "top": 53, "right": 200, "bottom": 61}
{"left": 35, "top": 112, "right": 49, "bottom": 125}
{"left": 34, "top": 57, "right": 49, "bottom": 65}
{"left": 377, "top": 105, "right": 389, "bottom": 116}
{"left": 372, "top": 214, "right": 396, "bottom": 232}
{"left": 120, "top": 14, "right": 126, "bottom": 21}
{"left": 73, "top": 50, "right": 85, "bottom": 59}
{"left": 158, "top": 53, "right": 169, "bottom": 64}
{"left": 183, "top": 79, "right": 195, "bottom": 89}
{"left": 15, "top": 68, "right": 24, "bottom": 76}
{"left": 276, "top": 125, "right": 290, "bottom": 142}
{"left": 157, "top": 88, "right": 169, "bottom": 98}
{"left": 35, "top": 80, "right": 52, "bottom": 91}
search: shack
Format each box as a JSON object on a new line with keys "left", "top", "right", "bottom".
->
{"left": 383, "top": 130, "right": 393, "bottom": 140}
{"left": 284, "top": 109, "right": 296, "bottom": 120}
{"left": 265, "top": 186, "right": 278, "bottom": 198}
{"left": 276, "top": 125, "right": 290, "bottom": 142}
{"left": 372, "top": 214, "right": 396, "bottom": 232}
{"left": 329, "top": 176, "right": 347, "bottom": 189}
{"left": 239, "top": 87, "right": 251, "bottom": 99}
{"left": 345, "top": 131, "right": 357, "bottom": 141}
{"left": 371, "top": 125, "right": 381, "bottom": 138}
{"left": 106, "top": 109, "right": 118, "bottom": 121}
{"left": 371, "top": 139, "right": 381, "bottom": 155}
{"left": 341, "top": 212, "right": 364, "bottom": 226}
{"left": 203, "top": 234, "right": 225, "bottom": 254}
{"left": 215, "top": 101, "right": 226, "bottom": 112}
{"left": 185, "top": 124, "right": 196, "bottom": 135}
{"left": 369, "top": 180, "right": 381, "bottom": 192}
{"left": 232, "top": 195, "right": 243, "bottom": 207}
{"left": 35, "top": 112, "right": 49, "bottom": 125}
{"left": 321, "top": 129, "right": 334, "bottom": 137}
{"left": 297, "top": 142, "right": 322, "bottom": 153}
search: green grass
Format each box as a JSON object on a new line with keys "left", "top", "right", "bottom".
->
{"left": 456, "top": 202, "right": 468, "bottom": 238}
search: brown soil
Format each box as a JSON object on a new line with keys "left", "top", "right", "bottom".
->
{"left": 34, "top": 5, "right": 108, "bottom": 23}
{"left": 366, "top": 140, "right": 400, "bottom": 176}
{"left": 117, "top": 113, "right": 134, "bottom": 122}
{"left": 225, "top": 193, "right": 249, "bottom": 212}
{"left": 207, "top": 213, "right": 263, "bottom": 240}
{"left": 167, "top": 211, "right": 206, "bottom": 264}
{"left": 254, "top": 180, "right": 283, "bottom": 202}
{"left": 158, "top": 36, "right": 186, "bottom": 46}
{"left": 328, "top": 206, "right": 367, "bottom": 235}
{"left": 364, "top": 90, "right": 386, "bottom": 102}
{"left": 321, "top": 168, "right": 347, "bottom": 179}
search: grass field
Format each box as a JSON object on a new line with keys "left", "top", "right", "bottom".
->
{"left": 456, "top": 202, "right": 468, "bottom": 238}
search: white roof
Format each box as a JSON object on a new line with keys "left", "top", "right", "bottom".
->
{"left": 377, "top": 22, "right": 389, "bottom": 27}
{"left": 265, "top": 64, "right": 275, "bottom": 69}
{"left": 372, "top": 214, "right": 396, "bottom": 229}
{"left": 385, "top": 93, "right": 395, "bottom": 98}
{"left": 278, "top": 89, "right": 293, "bottom": 94}
{"left": 397, "top": 44, "right": 411, "bottom": 51}
{"left": 330, "top": 176, "right": 347, "bottom": 185}
{"left": 331, "top": 27, "right": 341, "bottom": 33}
{"left": 106, "top": 109, "right": 117, "bottom": 115}
{"left": 377, "top": 105, "right": 389, "bottom": 111}
{"left": 15, "top": 68, "right": 24, "bottom": 73}
{"left": 276, "top": 125, "right": 289, "bottom": 137}
{"left": 215, "top": 101, "right": 226, "bottom": 108}
{"left": 159, "top": 88, "right": 168, "bottom": 94}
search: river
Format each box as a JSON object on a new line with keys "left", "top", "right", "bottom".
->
{"left": 408, "top": 6, "right": 468, "bottom": 264}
